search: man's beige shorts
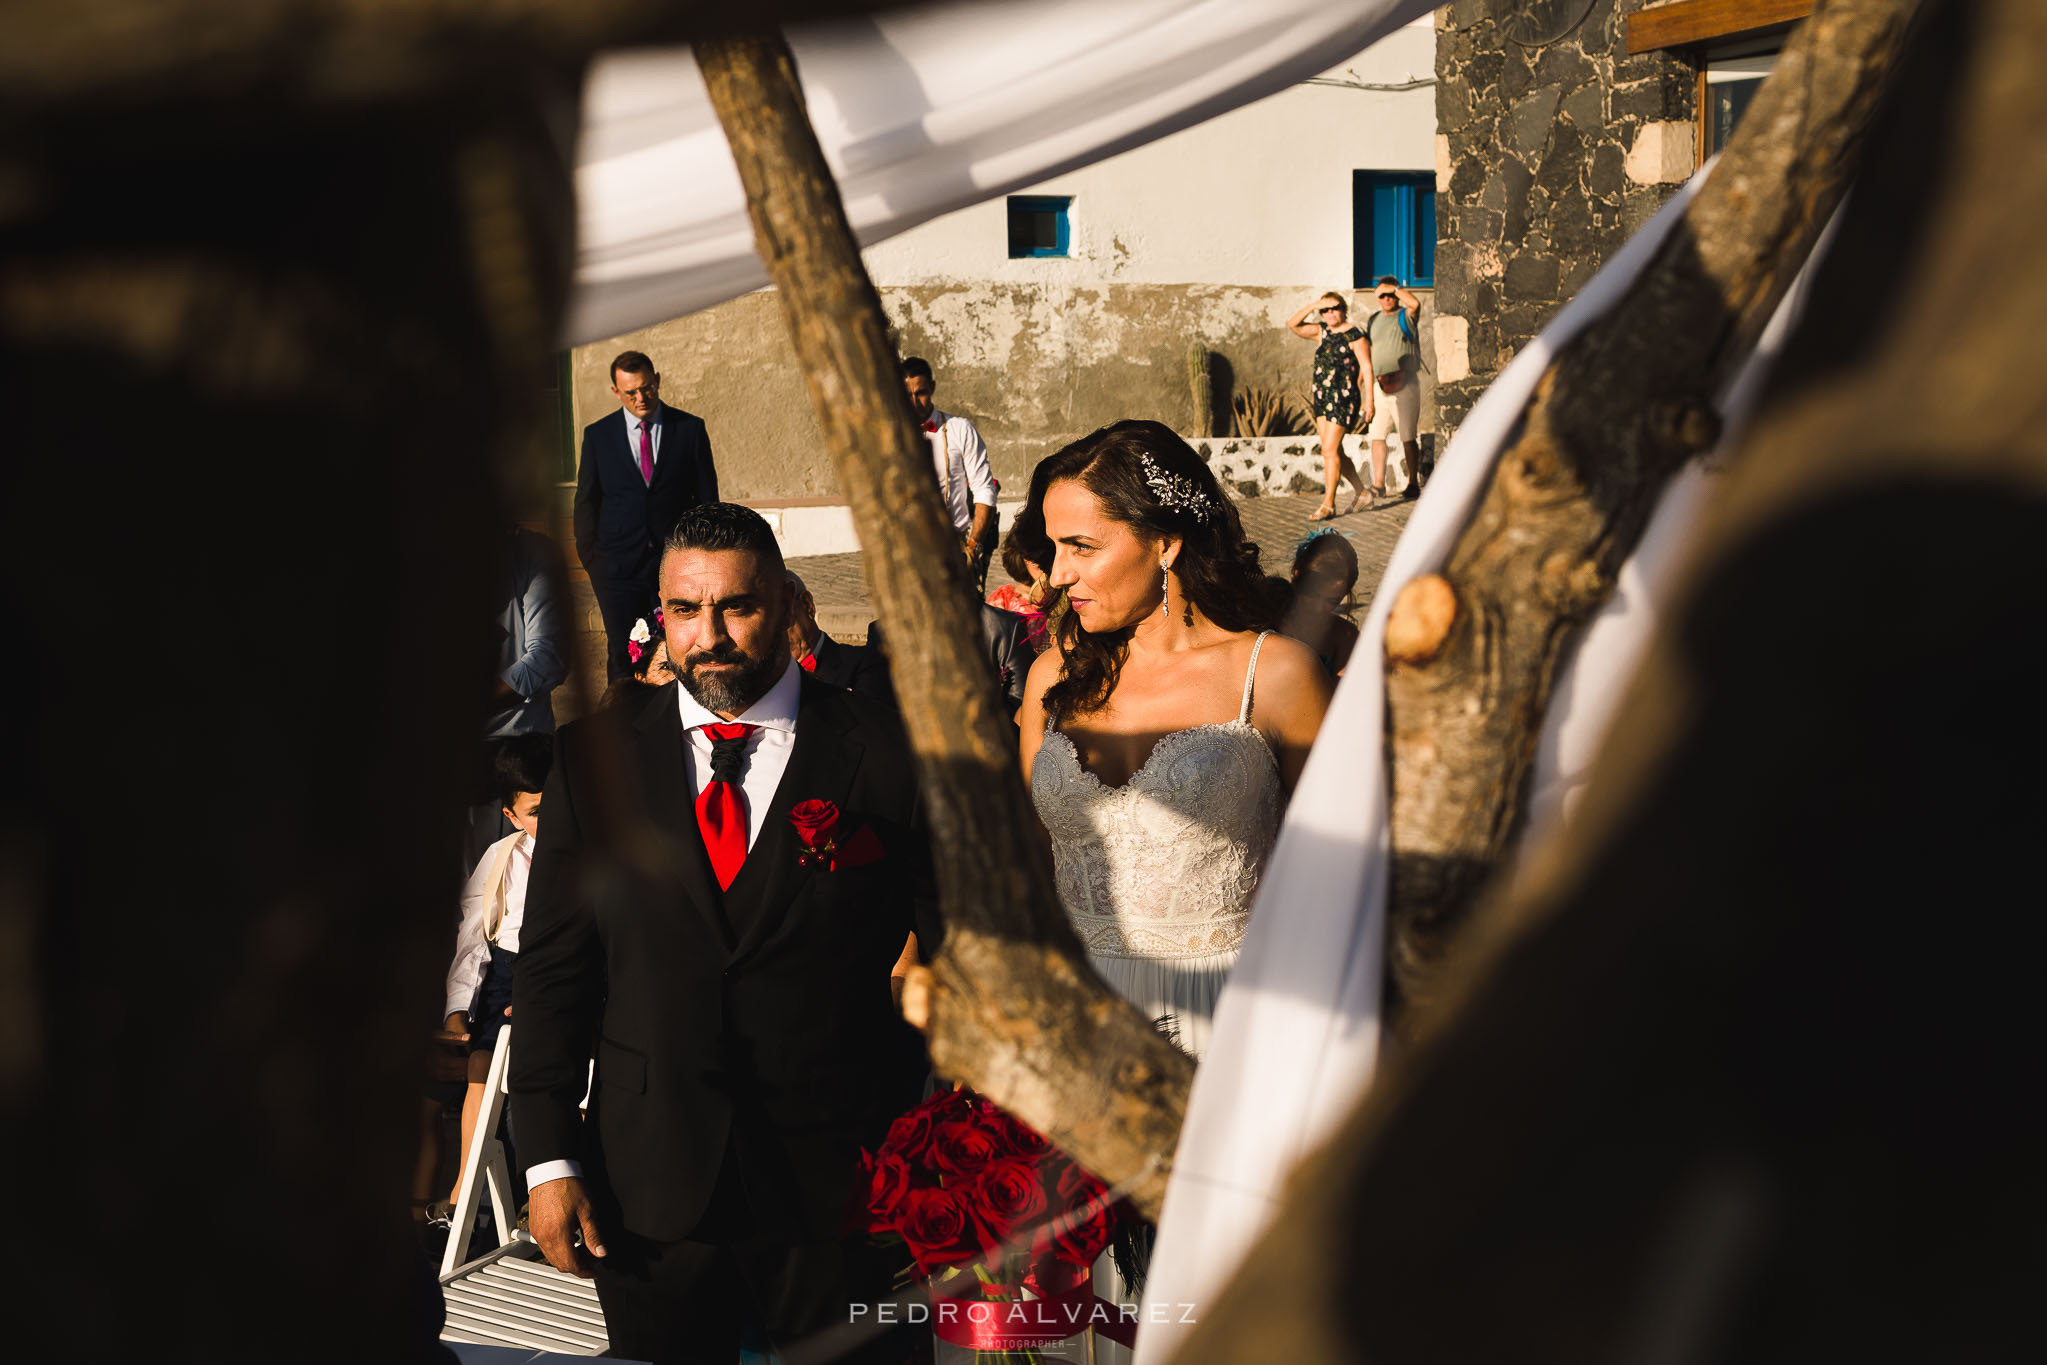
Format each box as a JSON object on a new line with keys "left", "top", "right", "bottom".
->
{"left": 1366, "top": 374, "right": 1421, "bottom": 444}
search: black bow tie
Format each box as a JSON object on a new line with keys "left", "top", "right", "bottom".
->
{"left": 708, "top": 731, "right": 751, "bottom": 785}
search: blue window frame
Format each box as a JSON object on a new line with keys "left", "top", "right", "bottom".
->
{"left": 1007, "top": 196, "right": 1071, "bottom": 259}
{"left": 1353, "top": 171, "right": 1435, "bottom": 288}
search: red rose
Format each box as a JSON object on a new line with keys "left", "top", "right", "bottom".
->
{"left": 1050, "top": 1162, "right": 1116, "bottom": 1267}
{"left": 929, "top": 1118, "right": 1003, "bottom": 1178}
{"left": 985, "top": 1105, "right": 1053, "bottom": 1160}
{"left": 858, "top": 1150, "right": 914, "bottom": 1230}
{"left": 963, "top": 1156, "right": 1053, "bottom": 1251}
{"left": 883, "top": 1107, "right": 939, "bottom": 1164}
{"left": 881, "top": 1089, "right": 969, "bottom": 1165}
{"left": 789, "top": 799, "right": 839, "bottom": 845}
{"left": 896, "top": 1185, "right": 991, "bottom": 1275}
{"left": 927, "top": 1086, "right": 974, "bottom": 1121}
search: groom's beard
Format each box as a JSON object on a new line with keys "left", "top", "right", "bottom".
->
{"left": 677, "top": 626, "right": 789, "bottom": 716}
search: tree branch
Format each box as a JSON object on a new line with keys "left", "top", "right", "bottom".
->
{"left": 1381, "top": 0, "right": 1924, "bottom": 1028}
{"left": 696, "top": 29, "right": 1193, "bottom": 1218}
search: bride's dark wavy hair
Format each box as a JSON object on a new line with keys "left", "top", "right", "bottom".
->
{"left": 1015, "top": 420, "right": 1273, "bottom": 725}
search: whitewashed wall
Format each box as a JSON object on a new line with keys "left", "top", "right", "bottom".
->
{"left": 861, "top": 18, "right": 1435, "bottom": 289}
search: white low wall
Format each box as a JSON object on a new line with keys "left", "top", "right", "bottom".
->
{"left": 761, "top": 437, "right": 1420, "bottom": 557}
{"left": 1190, "top": 435, "right": 1416, "bottom": 501}
{"left": 761, "top": 500, "right": 1028, "bottom": 560}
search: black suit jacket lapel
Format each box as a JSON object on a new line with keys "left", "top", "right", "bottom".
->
{"left": 613, "top": 409, "right": 638, "bottom": 481}
{"left": 808, "top": 635, "right": 846, "bottom": 689}
{"left": 726, "top": 677, "right": 863, "bottom": 967}
{"left": 634, "top": 687, "right": 736, "bottom": 952}
{"left": 648, "top": 402, "right": 684, "bottom": 490}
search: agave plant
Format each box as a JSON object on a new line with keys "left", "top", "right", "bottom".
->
{"left": 1230, "top": 385, "right": 1305, "bottom": 437}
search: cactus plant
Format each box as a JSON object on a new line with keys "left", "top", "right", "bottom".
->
{"left": 1187, "top": 343, "right": 1213, "bottom": 437}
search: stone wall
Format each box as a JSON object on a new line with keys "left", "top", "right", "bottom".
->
{"left": 571, "top": 283, "right": 1436, "bottom": 502}
{"left": 1194, "top": 435, "right": 1420, "bottom": 500}
{"left": 1431, "top": 0, "right": 1699, "bottom": 442}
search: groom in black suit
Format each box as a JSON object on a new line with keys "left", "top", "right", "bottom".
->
{"left": 513, "top": 502, "right": 935, "bottom": 1364}
{"left": 574, "top": 350, "right": 721, "bottom": 680}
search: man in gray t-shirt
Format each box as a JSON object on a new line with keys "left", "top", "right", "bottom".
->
{"left": 1362, "top": 275, "right": 1424, "bottom": 501}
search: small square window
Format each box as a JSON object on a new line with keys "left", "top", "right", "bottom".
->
{"left": 1007, "top": 196, "right": 1071, "bottom": 259}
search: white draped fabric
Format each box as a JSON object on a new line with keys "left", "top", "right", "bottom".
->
{"left": 1136, "top": 167, "right": 1837, "bottom": 1360}
{"left": 569, "top": 0, "right": 1437, "bottom": 343}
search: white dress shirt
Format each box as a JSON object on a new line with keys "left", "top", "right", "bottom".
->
{"left": 624, "top": 408, "right": 663, "bottom": 475}
{"left": 925, "top": 407, "right": 998, "bottom": 535}
{"left": 672, "top": 655, "right": 803, "bottom": 849}
{"left": 444, "top": 829, "right": 533, "bottom": 1022}
{"left": 525, "top": 657, "right": 804, "bottom": 1191}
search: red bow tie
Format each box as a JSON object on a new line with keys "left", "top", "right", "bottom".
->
{"left": 922, "top": 420, "right": 938, "bottom": 433}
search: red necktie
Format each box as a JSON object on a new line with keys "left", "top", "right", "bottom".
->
{"left": 638, "top": 420, "right": 655, "bottom": 485}
{"left": 798, "top": 653, "right": 817, "bottom": 672}
{"left": 695, "top": 723, "right": 757, "bottom": 890}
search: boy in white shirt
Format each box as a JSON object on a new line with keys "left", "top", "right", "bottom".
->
{"left": 437, "top": 735, "right": 549, "bottom": 1218}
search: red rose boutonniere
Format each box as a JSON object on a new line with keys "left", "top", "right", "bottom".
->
{"left": 789, "top": 799, "right": 884, "bottom": 871}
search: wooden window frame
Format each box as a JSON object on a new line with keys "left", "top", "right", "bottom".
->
{"left": 1626, "top": 0, "right": 1812, "bottom": 55}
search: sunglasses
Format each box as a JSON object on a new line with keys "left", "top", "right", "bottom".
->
{"left": 1376, "top": 292, "right": 1397, "bottom": 300}
{"left": 1319, "top": 305, "right": 1344, "bottom": 313}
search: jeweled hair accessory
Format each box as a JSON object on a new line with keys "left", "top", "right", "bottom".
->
{"left": 1139, "top": 451, "right": 1217, "bottom": 524}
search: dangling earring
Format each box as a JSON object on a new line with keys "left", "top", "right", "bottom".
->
{"left": 1158, "top": 563, "right": 1170, "bottom": 616}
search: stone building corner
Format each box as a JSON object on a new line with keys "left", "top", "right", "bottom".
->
{"left": 1431, "top": 0, "right": 1699, "bottom": 443}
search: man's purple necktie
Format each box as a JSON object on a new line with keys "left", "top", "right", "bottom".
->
{"left": 638, "top": 420, "right": 655, "bottom": 486}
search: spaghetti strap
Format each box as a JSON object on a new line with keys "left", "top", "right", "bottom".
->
{"left": 1238, "top": 630, "right": 1272, "bottom": 724}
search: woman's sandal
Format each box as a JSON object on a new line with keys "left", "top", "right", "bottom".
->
{"left": 1307, "top": 504, "right": 1337, "bottom": 522}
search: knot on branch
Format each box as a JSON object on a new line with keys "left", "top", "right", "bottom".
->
{"left": 1386, "top": 574, "right": 1459, "bottom": 667}
{"left": 1643, "top": 396, "right": 1722, "bottom": 459}
{"left": 1498, "top": 438, "right": 1579, "bottom": 508}
{"left": 1537, "top": 550, "right": 1608, "bottom": 613}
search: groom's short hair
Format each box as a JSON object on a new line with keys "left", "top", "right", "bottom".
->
{"left": 663, "top": 502, "right": 785, "bottom": 576}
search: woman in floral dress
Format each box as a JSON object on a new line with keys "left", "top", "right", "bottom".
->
{"left": 1286, "top": 290, "right": 1375, "bottom": 520}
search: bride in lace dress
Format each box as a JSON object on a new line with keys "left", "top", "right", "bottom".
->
{"left": 1015, "top": 421, "right": 1331, "bottom": 1061}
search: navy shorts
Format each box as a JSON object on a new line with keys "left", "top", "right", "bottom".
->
{"left": 468, "top": 947, "right": 518, "bottom": 1054}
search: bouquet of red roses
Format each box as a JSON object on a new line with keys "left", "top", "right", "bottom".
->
{"left": 851, "top": 1089, "right": 1127, "bottom": 1359}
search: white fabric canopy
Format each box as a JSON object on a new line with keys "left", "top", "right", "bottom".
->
{"left": 1136, "top": 168, "right": 1836, "bottom": 1359}
{"left": 569, "top": 0, "right": 1437, "bottom": 343}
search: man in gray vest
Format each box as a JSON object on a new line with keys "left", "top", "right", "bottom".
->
{"left": 1362, "top": 275, "right": 1423, "bottom": 505}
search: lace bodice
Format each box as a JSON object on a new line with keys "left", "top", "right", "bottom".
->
{"left": 1029, "top": 633, "right": 1282, "bottom": 960}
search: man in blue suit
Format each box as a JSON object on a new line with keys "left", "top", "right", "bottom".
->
{"left": 575, "top": 350, "right": 721, "bottom": 679}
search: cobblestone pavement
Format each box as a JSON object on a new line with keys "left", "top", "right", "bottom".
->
{"left": 791, "top": 490, "right": 1416, "bottom": 640}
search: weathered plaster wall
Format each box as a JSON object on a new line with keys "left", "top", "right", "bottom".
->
{"left": 1431, "top": 0, "right": 1698, "bottom": 442}
{"left": 574, "top": 282, "right": 1436, "bottom": 501}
